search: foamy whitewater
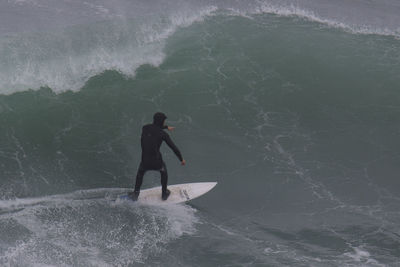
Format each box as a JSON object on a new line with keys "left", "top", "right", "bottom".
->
{"left": 0, "top": 0, "right": 399, "bottom": 266}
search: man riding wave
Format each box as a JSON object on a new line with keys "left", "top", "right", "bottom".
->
{"left": 129, "top": 112, "right": 185, "bottom": 201}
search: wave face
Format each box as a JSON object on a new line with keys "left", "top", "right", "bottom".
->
{"left": 1, "top": 0, "right": 400, "bottom": 266}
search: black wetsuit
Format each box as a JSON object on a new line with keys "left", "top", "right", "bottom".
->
{"left": 134, "top": 122, "right": 183, "bottom": 195}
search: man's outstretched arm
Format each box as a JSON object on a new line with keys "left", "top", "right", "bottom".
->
{"left": 163, "top": 133, "right": 185, "bottom": 165}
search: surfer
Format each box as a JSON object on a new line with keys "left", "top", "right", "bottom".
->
{"left": 129, "top": 112, "right": 186, "bottom": 201}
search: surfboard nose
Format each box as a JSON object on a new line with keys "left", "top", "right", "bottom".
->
{"left": 189, "top": 182, "right": 218, "bottom": 196}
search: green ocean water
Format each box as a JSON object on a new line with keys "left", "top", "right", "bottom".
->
{"left": 1, "top": 12, "right": 400, "bottom": 266}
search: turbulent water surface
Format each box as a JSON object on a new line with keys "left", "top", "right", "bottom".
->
{"left": 0, "top": 0, "right": 400, "bottom": 266}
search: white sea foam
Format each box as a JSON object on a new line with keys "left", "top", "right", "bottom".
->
{"left": 251, "top": 1, "right": 400, "bottom": 38}
{"left": 0, "top": 187, "right": 125, "bottom": 212}
{"left": 0, "top": 188, "right": 199, "bottom": 266}
{"left": 343, "top": 246, "right": 386, "bottom": 267}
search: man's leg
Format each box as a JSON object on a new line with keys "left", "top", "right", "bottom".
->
{"left": 160, "top": 162, "right": 170, "bottom": 200}
{"left": 130, "top": 163, "right": 146, "bottom": 200}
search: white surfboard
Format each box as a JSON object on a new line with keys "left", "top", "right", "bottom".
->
{"left": 118, "top": 182, "right": 217, "bottom": 204}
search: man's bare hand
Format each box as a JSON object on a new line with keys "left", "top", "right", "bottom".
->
{"left": 167, "top": 126, "right": 175, "bottom": 131}
{"left": 181, "top": 159, "right": 186, "bottom": 166}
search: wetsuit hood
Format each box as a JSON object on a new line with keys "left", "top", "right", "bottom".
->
{"left": 153, "top": 112, "right": 167, "bottom": 128}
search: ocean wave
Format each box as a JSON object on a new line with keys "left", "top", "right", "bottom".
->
{"left": 0, "top": 5, "right": 217, "bottom": 94}
{"left": 1, "top": 1, "right": 399, "bottom": 95}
